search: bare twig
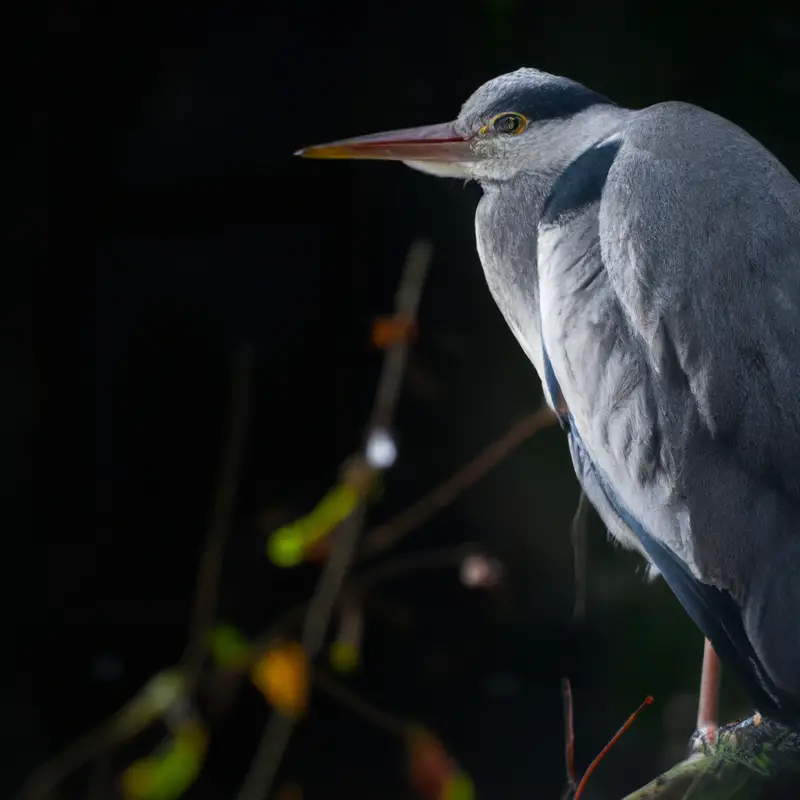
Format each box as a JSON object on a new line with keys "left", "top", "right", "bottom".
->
{"left": 574, "top": 695, "right": 654, "bottom": 799}
{"left": 183, "top": 341, "right": 254, "bottom": 685}
{"left": 236, "top": 711, "right": 296, "bottom": 800}
{"left": 86, "top": 750, "right": 113, "bottom": 800}
{"left": 367, "top": 238, "right": 431, "bottom": 433}
{"left": 18, "top": 668, "right": 186, "bottom": 798}
{"left": 236, "top": 239, "right": 432, "bottom": 800}
{"left": 356, "top": 543, "right": 482, "bottom": 592}
{"left": 361, "top": 406, "right": 558, "bottom": 557}
{"left": 18, "top": 347, "right": 253, "bottom": 800}
{"left": 561, "top": 678, "right": 577, "bottom": 800}
{"left": 17, "top": 717, "right": 125, "bottom": 800}
{"left": 331, "top": 591, "right": 365, "bottom": 669}
{"left": 242, "top": 544, "right": 483, "bottom": 680}
{"left": 314, "top": 671, "right": 412, "bottom": 738}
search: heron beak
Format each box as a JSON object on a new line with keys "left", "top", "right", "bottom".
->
{"left": 294, "top": 121, "right": 473, "bottom": 163}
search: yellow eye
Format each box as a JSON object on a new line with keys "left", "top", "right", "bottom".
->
{"left": 490, "top": 112, "right": 527, "bottom": 135}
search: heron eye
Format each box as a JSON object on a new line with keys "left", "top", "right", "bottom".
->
{"left": 490, "top": 113, "right": 527, "bottom": 135}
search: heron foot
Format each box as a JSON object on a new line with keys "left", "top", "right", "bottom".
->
{"left": 688, "top": 713, "right": 765, "bottom": 755}
{"left": 688, "top": 724, "right": 718, "bottom": 755}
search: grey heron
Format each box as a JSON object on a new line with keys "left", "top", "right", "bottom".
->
{"left": 296, "top": 68, "right": 800, "bottom": 726}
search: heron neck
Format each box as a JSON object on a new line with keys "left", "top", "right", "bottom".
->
{"left": 473, "top": 104, "right": 631, "bottom": 377}
{"left": 474, "top": 176, "right": 550, "bottom": 376}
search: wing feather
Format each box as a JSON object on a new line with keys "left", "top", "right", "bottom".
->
{"left": 537, "top": 106, "right": 800, "bottom": 717}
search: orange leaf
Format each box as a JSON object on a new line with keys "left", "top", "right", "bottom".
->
{"left": 251, "top": 643, "right": 309, "bottom": 716}
{"left": 407, "top": 729, "right": 455, "bottom": 798}
{"left": 371, "top": 315, "right": 417, "bottom": 349}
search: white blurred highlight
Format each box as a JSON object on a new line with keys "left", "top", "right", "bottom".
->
{"left": 366, "top": 428, "right": 397, "bottom": 468}
{"left": 460, "top": 554, "right": 503, "bottom": 588}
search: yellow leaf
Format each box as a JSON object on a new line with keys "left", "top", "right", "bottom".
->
{"left": 443, "top": 771, "right": 475, "bottom": 800}
{"left": 329, "top": 640, "right": 359, "bottom": 674}
{"left": 251, "top": 642, "right": 309, "bottom": 716}
{"left": 121, "top": 723, "right": 208, "bottom": 800}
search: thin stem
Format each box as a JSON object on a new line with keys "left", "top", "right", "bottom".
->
{"left": 332, "top": 592, "right": 364, "bottom": 662}
{"left": 561, "top": 678, "right": 577, "bottom": 799}
{"left": 574, "top": 695, "right": 654, "bottom": 800}
{"left": 242, "top": 545, "right": 483, "bottom": 680}
{"left": 314, "top": 671, "right": 412, "bottom": 738}
{"left": 19, "top": 346, "right": 253, "bottom": 800}
{"left": 87, "top": 750, "right": 113, "bottom": 800}
{"left": 17, "top": 717, "right": 126, "bottom": 800}
{"left": 183, "top": 342, "right": 254, "bottom": 685}
{"left": 362, "top": 406, "right": 558, "bottom": 557}
{"left": 235, "top": 506, "right": 371, "bottom": 800}
{"left": 367, "top": 238, "right": 431, "bottom": 434}
{"left": 356, "top": 543, "right": 482, "bottom": 592}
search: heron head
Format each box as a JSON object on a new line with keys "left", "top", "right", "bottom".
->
{"left": 295, "top": 68, "right": 616, "bottom": 182}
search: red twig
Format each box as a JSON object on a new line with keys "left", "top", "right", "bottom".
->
{"left": 573, "top": 695, "right": 654, "bottom": 800}
{"left": 561, "top": 679, "right": 577, "bottom": 796}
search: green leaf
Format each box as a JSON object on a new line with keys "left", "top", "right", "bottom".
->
{"left": 444, "top": 771, "right": 475, "bottom": 800}
{"left": 207, "top": 624, "right": 252, "bottom": 669}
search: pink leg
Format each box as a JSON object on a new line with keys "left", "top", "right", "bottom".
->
{"left": 694, "top": 638, "right": 721, "bottom": 748}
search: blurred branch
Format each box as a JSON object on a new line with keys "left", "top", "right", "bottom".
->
{"left": 236, "top": 239, "right": 433, "bottom": 800}
{"left": 19, "top": 346, "right": 253, "bottom": 800}
{"left": 356, "top": 543, "right": 481, "bottom": 591}
{"left": 561, "top": 678, "right": 577, "bottom": 799}
{"left": 18, "top": 717, "right": 125, "bottom": 800}
{"left": 24, "top": 242, "right": 567, "bottom": 800}
{"left": 367, "top": 238, "right": 431, "bottom": 433}
{"left": 362, "top": 406, "right": 558, "bottom": 557}
{"left": 314, "top": 670, "right": 412, "bottom": 738}
{"left": 243, "top": 544, "right": 485, "bottom": 677}
{"left": 17, "top": 670, "right": 187, "bottom": 800}
{"left": 86, "top": 751, "right": 112, "bottom": 800}
{"left": 183, "top": 341, "right": 254, "bottom": 686}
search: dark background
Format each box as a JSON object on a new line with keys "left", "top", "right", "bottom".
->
{"left": 24, "top": 1, "right": 800, "bottom": 798}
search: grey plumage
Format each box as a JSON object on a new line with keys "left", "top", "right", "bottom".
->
{"left": 297, "top": 67, "right": 800, "bottom": 723}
